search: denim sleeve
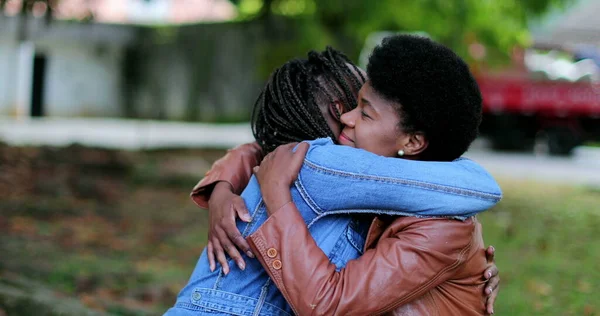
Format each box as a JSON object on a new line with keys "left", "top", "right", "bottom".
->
{"left": 296, "top": 138, "right": 502, "bottom": 219}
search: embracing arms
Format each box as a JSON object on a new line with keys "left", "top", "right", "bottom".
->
{"left": 250, "top": 143, "right": 496, "bottom": 315}
{"left": 192, "top": 141, "right": 500, "bottom": 313}
{"left": 248, "top": 202, "right": 486, "bottom": 315}
{"left": 191, "top": 142, "right": 263, "bottom": 208}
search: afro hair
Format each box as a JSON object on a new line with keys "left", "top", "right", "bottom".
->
{"left": 367, "top": 35, "right": 482, "bottom": 161}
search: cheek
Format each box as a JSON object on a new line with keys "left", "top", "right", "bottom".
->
{"left": 366, "top": 122, "right": 402, "bottom": 156}
{"left": 330, "top": 124, "right": 342, "bottom": 138}
{"left": 325, "top": 116, "right": 342, "bottom": 137}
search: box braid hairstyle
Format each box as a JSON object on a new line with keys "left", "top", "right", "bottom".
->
{"left": 251, "top": 47, "right": 366, "bottom": 153}
{"left": 367, "top": 35, "right": 483, "bottom": 162}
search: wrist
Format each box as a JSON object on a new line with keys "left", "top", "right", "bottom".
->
{"left": 214, "top": 181, "right": 234, "bottom": 193}
{"left": 209, "top": 181, "right": 235, "bottom": 208}
{"left": 263, "top": 188, "right": 292, "bottom": 215}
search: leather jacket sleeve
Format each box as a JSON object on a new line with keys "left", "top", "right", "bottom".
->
{"left": 190, "top": 142, "right": 263, "bottom": 209}
{"left": 247, "top": 202, "right": 479, "bottom": 316}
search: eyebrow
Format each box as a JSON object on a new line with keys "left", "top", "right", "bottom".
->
{"left": 360, "top": 97, "right": 371, "bottom": 107}
{"left": 360, "top": 97, "right": 376, "bottom": 112}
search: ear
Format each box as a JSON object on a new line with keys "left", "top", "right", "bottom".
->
{"left": 402, "top": 132, "right": 428, "bottom": 157}
{"left": 333, "top": 101, "right": 344, "bottom": 119}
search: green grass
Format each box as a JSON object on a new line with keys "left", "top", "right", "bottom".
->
{"left": 1, "top": 144, "right": 599, "bottom": 315}
{"left": 478, "top": 179, "right": 599, "bottom": 315}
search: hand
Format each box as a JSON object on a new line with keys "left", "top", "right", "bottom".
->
{"left": 482, "top": 246, "right": 500, "bottom": 314}
{"left": 206, "top": 181, "right": 254, "bottom": 275}
{"left": 254, "top": 142, "right": 310, "bottom": 215}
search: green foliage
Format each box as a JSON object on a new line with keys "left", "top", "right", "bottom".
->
{"left": 229, "top": 0, "right": 575, "bottom": 63}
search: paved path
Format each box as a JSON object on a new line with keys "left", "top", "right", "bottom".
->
{"left": 0, "top": 117, "right": 254, "bottom": 150}
{"left": 465, "top": 149, "right": 600, "bottom": 187}
{"left": 2, "top": 117, "right": 600, "bottom": 186}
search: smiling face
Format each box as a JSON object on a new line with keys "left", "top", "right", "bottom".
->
{"left": 338, "top": 81, "right": 414, "bottom": 158}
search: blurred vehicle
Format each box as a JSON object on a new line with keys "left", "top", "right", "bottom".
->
{"left": 478, "top": 44, "right": 600, "bottom": 155}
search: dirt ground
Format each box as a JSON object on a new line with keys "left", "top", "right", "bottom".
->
{"left": 0, "top": 142, "right": 226, "bottom": 315}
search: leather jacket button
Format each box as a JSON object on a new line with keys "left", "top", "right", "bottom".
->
{"left": 267, "top": 248, "right": 278, "bottom": 258}
{"left": 272, "top": 259, "right": 282, "bottom": 270}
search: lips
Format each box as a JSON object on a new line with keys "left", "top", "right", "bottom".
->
{"left": 339, "top": 132, "right": 354, "bottom": 144}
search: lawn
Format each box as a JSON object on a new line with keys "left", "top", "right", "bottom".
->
{"left": 0, "top": 143, "right": 598, "bottom": 315}
{"left": 478, "top": 179, "right": 599, "bottom": 315}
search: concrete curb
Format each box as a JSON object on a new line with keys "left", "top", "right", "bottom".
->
{"left": 0, "top": 117, "right": 255, "bottom": 150}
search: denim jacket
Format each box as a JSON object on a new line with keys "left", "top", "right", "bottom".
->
{"left": 165, "top": 138, "right": 502, "bottom": 316}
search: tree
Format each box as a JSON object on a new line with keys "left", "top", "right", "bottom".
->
{"left": 228, "top": 0, "right": 575, "bottom": 64}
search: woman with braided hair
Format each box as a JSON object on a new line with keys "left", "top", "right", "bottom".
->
{"left": 165, "top": 40, "right": 500, "bottom": 316}
{"left": 251, "top": 48, "right": 364, "bottom": 152}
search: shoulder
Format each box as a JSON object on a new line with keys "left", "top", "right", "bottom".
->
{"left": 303, "top": 138, "right": 384, "bottom": 173}
{"left": 230, "top": 142, "right": 263, "bottom": 157}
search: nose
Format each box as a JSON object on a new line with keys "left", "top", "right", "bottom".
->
{"left": 340, "top": 108, "right": 356, "bottom": 128}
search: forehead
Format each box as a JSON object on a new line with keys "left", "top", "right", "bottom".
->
{"left": 359, "top": 82, "right": 400, "bottom": 112}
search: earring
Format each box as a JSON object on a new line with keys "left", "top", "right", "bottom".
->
{"left": 397, "top": 149, "right": 405, "bottom": 157}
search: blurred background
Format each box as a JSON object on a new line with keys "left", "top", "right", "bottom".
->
{"left": 1, "top": 0, "right": 599, "bottom": 315}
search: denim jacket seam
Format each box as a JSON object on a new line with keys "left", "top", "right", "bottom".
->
{"left": 310, "top": 208, "right": 468, "bottom": 222}
{"left": 294, "top": 179, "right": 324, "bottom": 223}
{"left": 345, "top": 223, "right": 365, "bottom": 253}
{"left": 190, "top": 288, "right": 291, "bottom": 316}
{"left": 303, "top": 159, "right": 501, "bottom": 202}
{"left": 242, "top": 200, "right": 265, "bottom": 237}
{"left": 253, "top": 279, "right": 270, "bottom": 316}
{"left": 175, "top": 301, "right": 205, "bottom": 311}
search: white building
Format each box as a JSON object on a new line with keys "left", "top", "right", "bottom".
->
{"left": 0, "top": 0, "right": 254, "bottom": 120}
{"left": 0, "top": 17, "right": 138, "bottom": 118}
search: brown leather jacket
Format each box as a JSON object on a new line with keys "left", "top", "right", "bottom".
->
{"left": 192, "top": 143, "right": 489, "bottom": 315}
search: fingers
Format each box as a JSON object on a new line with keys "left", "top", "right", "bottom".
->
{"left": 485, "top": 267, "right": 500, "bottom": 293}
{"left": 294, "top": 141, "right": 310, "bottom": 157}
{"left": 212, "top": 237, "right": 229, "bottom": 275}
{"left": 269, "top": 142, "right": 298, "bottom": 158}
{"left": 485, "top": 245, "right": 495, "bottom": 263}
{"left": 289, "top": 142, "right": 309, "bottom": 176}
{"left": 207, "top": 240, "right": 216, "bottom": 272}
{"left": 216, "top": 224, "right": 245, "bottom": 271}
{"left": 484, "top": 264, "right": 500, "bottom": 315}
{"left": 233, "top": 196, "right": 252, "bottom": 222}
{"left": 228, "top": 228, "right": 254, "bottom": 259}
{"left": 486, "top": 283, "right": 499, "bottom": 314}
{"left": 231, "top": 197, "right": 254, "bottom": 257}
{"left": 484, "top": 264, "right": 499, "bottom": 281}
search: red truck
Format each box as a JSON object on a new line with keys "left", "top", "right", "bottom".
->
{"left": 475, "top": 43, "right": 600, "bottom": 156}
{"left": 478, "top": 74, "right": 600, "bottom": 155}
{"left": 476, "top": 46, "right": 600, "bottom": 156}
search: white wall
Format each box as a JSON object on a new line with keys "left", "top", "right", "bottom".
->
{"left": 0, "top": 39, "right": 19, "bottom": 116}
{"left": 40, "top": 41, "right": 124, "bottom": 117}
{"left": 0, "top": 17, "right": 129, "bottom": 118}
